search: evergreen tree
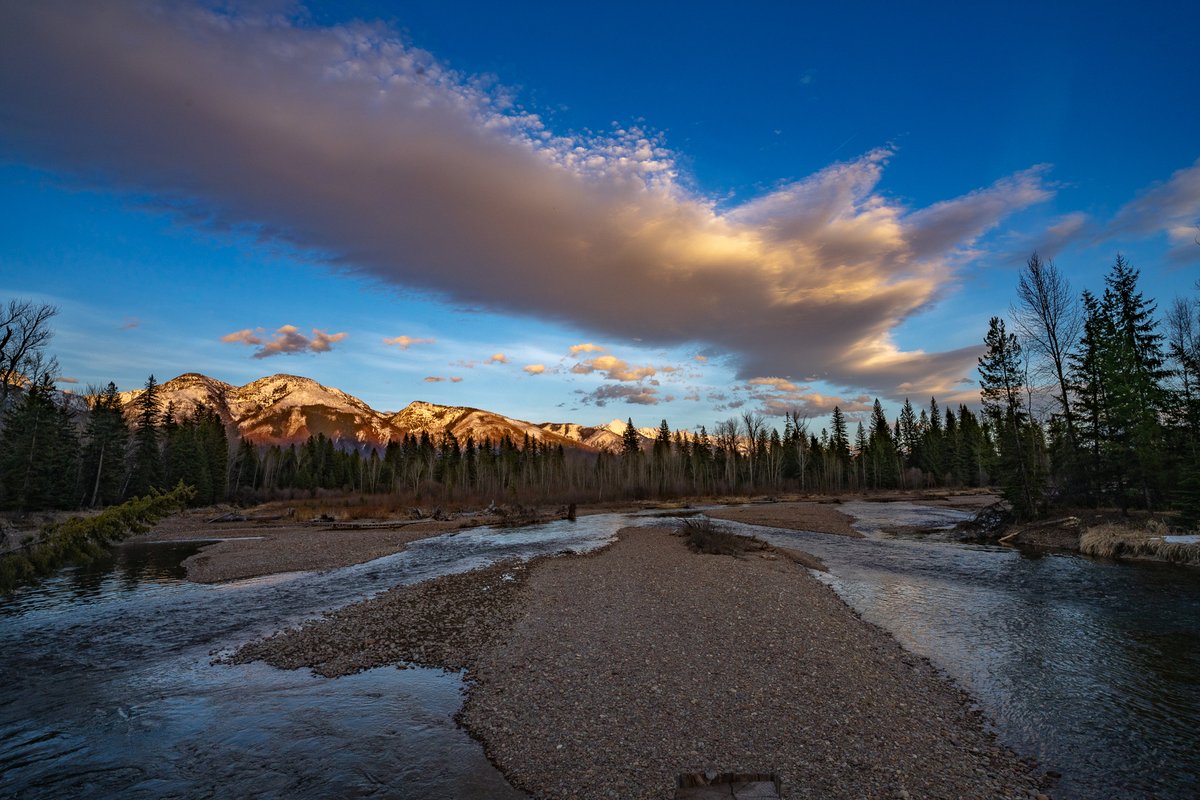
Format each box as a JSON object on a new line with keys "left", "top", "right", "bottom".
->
{"left": 621, "top": 417, "right": 641, "bottom": 459}
{"left": 81, "top": 382, "right": 130, "bottom": 507}
{"left": 979, "top": 317, "right": 1041, "bottom": 517}
{"left": 0, "top": 374, "right": 79, "bottom": 510}
{"left": 1102, "top": 256, "right": 1168, "bottom": 507}
{"left": 126, "top": 375, "right": 164, "bottom": 498}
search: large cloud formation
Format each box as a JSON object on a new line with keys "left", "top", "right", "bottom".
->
{"left": 0, "top": 2, "right": 1056, "bottom": 398}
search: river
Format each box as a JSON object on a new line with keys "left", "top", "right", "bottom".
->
{"left": 1, "top": 504, "right": 1197, "bottom": 799}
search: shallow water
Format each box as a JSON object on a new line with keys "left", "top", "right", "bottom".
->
{"left": 0, "top": 515, "right": 640, "bottom": 799}
{"left": 717, "top": 503, "right": 1200, "bottom": 800}
{"left": 3, "top": 506, "right": 1197, "bottom": 799}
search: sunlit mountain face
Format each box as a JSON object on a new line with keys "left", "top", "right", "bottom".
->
{"left": 119, "top": 373, "right": 658, "bottom": 452}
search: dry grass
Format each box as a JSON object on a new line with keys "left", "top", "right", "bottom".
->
{"left": 1080, "top": 519, "right": 1200, "bottom": 566}
{"left": 676, "top": 517, "right": 767, "bottom": 557}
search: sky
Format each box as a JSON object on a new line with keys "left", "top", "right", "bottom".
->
{"left": 1, "top": 0, "right": 1198, "bottom": 432}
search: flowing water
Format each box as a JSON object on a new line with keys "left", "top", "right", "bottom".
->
{"left": 2, "top": 505, "right": 1198, "bottom": 799}
{"left": 717, "top": 502, "right": 1200, "bottom": 800}
{"left": 0, "top": 517, "right": 637, "bottom": 799}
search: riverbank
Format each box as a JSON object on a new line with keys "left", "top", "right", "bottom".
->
{"left": 1000, "top": 515, "right": 1200, "bottom": 567}
{"left": 133, "top": 492, "right": 1000, "bottom": 584}
{"left": 232, "top": 525, "right": 1049, "bottom": 799}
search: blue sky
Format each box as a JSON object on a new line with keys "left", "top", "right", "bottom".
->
{"left": 1, "top": 1, "right": 1197, "bottom": 431}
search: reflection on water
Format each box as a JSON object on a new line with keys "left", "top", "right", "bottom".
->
{"left": 720, "top": 504, "right": 1200, "bottom": 800}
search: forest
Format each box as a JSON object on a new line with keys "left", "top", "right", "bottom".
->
{"left": 1, "top": 255, "right": 1197, "bottom": 527}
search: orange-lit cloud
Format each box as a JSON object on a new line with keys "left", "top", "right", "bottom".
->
{"left": 383, "top": 335, "right": 435, "bottom": 350}
{"left": 570, "top": 354, "right": 656, "bottom": 382}
{"left": 568, "top": 343, "right": 604, "bottom": 355}
{"left": 488, "top": 353, "right": 509, "bottom": 364}
{"left": 1, "top": 2, "right": 1061, "bottom": 399}
{"left": 523, "top": 364, "right": 545, "bottom": 375}
{"left": 221, "top": 324, "right": 346, "bottom": 358}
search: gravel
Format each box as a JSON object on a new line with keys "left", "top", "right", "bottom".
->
{"left": 233, "top": 526, "right": 1049, "bottom": 799}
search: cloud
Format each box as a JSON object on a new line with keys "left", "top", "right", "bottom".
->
{"left": 1107, "top": 158, "right": 1200, "bottom": 261}
{"left": 568, "top": 343, "right": 604, "bottom": 355}
{"left": 743, "top": 376, "right": 872, "bottom": 417}
{"left": 221, "top": 324, "right": 347, "bottom": 358}
{"left": 383, "top": 335, "right": 435, "bottom": 350}
{"left": 570, "top": 354, "right": 656, "bottom": 382}
{"left": 119, "top": 316, "right": 140, "bottom": 330}
{"left": 221, "top": 328, "right": 263, "bottom": 346}
{"left": 580, "top": 384, "right": 661, "bottom": 406}
{"left": 56, "top": 376, "right": 79, "bottom": 384}
{"left": 423, "top": 376, "right": 444, "bottom": 383}
{"left": 0, "top": 2, "right": 1058, "bottom": 399}
{"left": 488, "top": 353, "right": 509, "bottom": 364}
{"left": 523, "top": 364, "right": 545, "bottom": 374}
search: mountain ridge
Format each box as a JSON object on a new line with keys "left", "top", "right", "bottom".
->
{"left": 118, "top": 372, "right": 660, "bottom": 452}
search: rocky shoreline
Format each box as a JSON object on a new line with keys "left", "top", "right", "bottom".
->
{"left": 231, "top": 525, "right": 1050, "bottom": 799}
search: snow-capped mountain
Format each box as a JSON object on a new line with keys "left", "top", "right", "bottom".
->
{"left": 118, "top": 373, "right": 656, "bottom": 451}
{"left": 537, "top": 419, "right": 659, "bottom": 451}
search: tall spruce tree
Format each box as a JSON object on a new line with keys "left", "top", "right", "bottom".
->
{"left": 126, "top": 374, "right": 164, "bottom": 498}
{"left": 979, "top": 317, "right": 1041, "bottom": 517}
{"left": 0, "top": 374, "right": 79, "bottom": 510}
{"left": 81, "top": 382, "right": 129, "bottom": 507}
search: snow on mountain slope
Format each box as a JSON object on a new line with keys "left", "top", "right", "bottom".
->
{"left": 120, "top": 373, "right": 600, "bottom": 451}
{"left": 537, "top": 418, "right": 659, "bottom": 451}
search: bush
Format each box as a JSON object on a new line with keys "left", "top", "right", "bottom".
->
{"left": 0, "top": 482, "right": 195, "bottom": 594}
{"left": 677, "top": 517, "right": 766, "bottom": 557}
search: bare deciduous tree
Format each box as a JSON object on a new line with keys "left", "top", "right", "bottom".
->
{"left": 1, "top": 299, "right": 60, "bottom": 406}
{"left": 1011, "top": 253, "right": 1080, "bottom": 441}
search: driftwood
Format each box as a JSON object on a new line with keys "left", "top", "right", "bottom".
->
{"left": 322, "top": 519, "right": 428, "bottom": 531}
{"left": 675, "top": 772, "right": 781, "bottom": 799}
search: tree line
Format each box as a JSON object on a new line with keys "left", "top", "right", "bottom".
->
{"left": 2, "top": 257, "right": 1198, "bottom": 527}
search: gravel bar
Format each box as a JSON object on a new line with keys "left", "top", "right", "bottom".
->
{"left": 233, "top": 526, "right": 1049, "bottom": 799}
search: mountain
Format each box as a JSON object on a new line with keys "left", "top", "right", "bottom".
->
{"left": 119, "top": 373, "right": 654, "bottom": 451}
{"left": 537, "top": 419, "right": 659, "bottom": 451}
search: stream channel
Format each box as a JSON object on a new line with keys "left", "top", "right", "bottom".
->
{"left": 1, "top": 503, "right": 1197, "bottom": 799}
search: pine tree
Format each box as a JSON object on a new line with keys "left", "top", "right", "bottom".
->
{"left": 621, "top": 418, "right": 641, "bottom": 459}
{"left": 979, "top": 317, "right": 1041, "bottom": 517}
{"left": 81, "top": 382, "right": 130, "bottom": 507}
{"left": 1102, "top": 256, "right": 1168, "bottom": 508}
{"left": 126, "top": 375, "right": 164, "bottom": 498}
{"left": 0, "top": 375, "right": 79, "bottom": 510}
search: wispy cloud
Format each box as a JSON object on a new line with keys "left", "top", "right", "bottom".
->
{"left": 221, "top": 324, "right": 346, "bottom": 359}
{"left": 0, "top": 1, "right": 1058, "bottom": 399}
{"left": 383, "top": 334, "right": 435, "bottom": 350}
{"left": 1107, "top": 158, "right": 1200, "bottom": 261}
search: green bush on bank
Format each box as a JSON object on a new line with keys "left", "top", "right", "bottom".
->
{"left": 0, "top": 482, "right": 195, "bottom": 595}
